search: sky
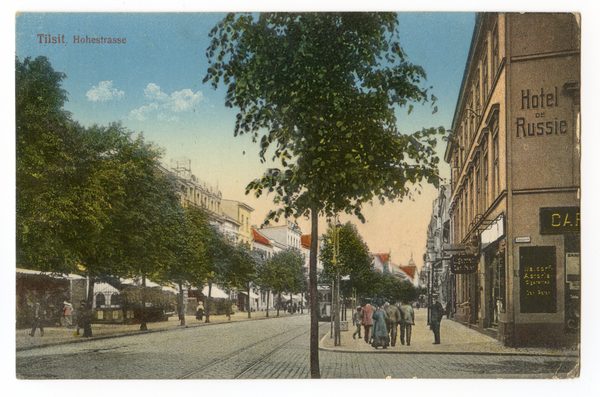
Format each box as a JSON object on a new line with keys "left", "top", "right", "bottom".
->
{"left": 15, "top": 12, "right": 475, "bottom": 271}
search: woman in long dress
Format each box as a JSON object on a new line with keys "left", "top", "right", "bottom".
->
{"left": 371, "top": 303, "right": 389, "bottom": 349}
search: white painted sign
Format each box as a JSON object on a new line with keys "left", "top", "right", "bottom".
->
{"left": 481, "top": 214, "right": 505, "bottom": 249}
{"left": 515, "top": 236, "right": 531, "bottom": 243}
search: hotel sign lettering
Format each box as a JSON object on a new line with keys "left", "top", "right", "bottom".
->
{"left": 540, "top": 206, "right": 580, "bottom": 235}
{"left": 515, "top": 86, "right": 569, "bottom": 138}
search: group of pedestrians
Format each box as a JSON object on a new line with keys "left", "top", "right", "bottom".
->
{"left": 352, "top": 299, "right": 444, "bottom": 348}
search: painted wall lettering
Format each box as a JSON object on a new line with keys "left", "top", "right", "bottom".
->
{"left": 515, "top": 86, "right": 568, "bottom": 138}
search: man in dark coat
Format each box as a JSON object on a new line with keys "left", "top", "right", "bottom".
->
{"left": 430, "top": 299, "right": 444, "bottom": 344}
{"left": 398, "top": 300, "right": 415, "bottom": 346}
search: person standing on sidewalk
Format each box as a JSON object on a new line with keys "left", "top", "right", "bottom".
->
{"left": 30, "top": 295, "right": 47, "bottom": 337}
{"left": 75, "top": 301, "right": 86, "bottom": 336}
{"left": 62, "top": 301, "right": 73, "bottom": 327}
{"left": 370, "top": 303, "right": 389, "bottom": 349}
{"left": 398, "top": 300, "right": 415, "bottom": 346}
{"left": 361, "top": 301, "right": 375, "bottom": 344}
{"left": 352, "top": 306, "right": 362, "bottom": 339}
{"left": 430, "top": 299, "right": 444, "bottom": 344}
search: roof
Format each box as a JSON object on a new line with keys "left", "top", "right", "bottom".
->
{"left": 301, "top": 235, "right": 311, "bottom": 249}
{"left": 398, "top": 265, "right": 417, "bottom": 279}
{"left": 376, "top": 254, "right": 390, "bottom": 264}
{"left": 252, "top": 227, "right": 272, "bottom": 247}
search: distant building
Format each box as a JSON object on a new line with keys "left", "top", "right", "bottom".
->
{"left": 424, "top": 185, "right": 452, "bottom": 314}
{"left": 258, "top": 221, "right": 303, "bottom": 253}
{"left": 221, "top": 199, "right": 254, "bottom": 246}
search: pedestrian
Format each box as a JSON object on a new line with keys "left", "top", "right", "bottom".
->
{"left": 370, "top": 303, "right": 389, "bottom": 349}
{"left": 62, "top": 301, "right": 73, "bottom": 327}
{"left": 75, "top": 301, "right": 86, "bottom": 336}
{"left": 30, "top": 296, "right": 46, "bottom": 337}
{"left": 430, "top": 299, "right": 444, "bottom": 344}
{"left": 196, "top": 303, "right": 204, "bottom": 321}
{"left": 360, "top": 300, "right": 375, "bottom": 344}
{"left": 352, "top": 306, "right": 362, "bottom": 339}
{"left": 398, "top": 300, "right": 415, "bottom": 346}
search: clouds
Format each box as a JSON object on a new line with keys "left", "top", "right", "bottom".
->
{"left": 86, "top": 81, "right": 125, "bottom": 102}
{"left": 130, "top": 83, "right": 203, "bottom": 122}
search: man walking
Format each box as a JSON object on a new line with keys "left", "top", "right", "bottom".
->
{"left": 430, "top": 299, "right": 444, "bottom": 344}
{"left": 361, "top": 301, "right": 375, "bottom": 344}
{"left": 398, "top": 301, "right": 415, "bottom": 346}
{"left": 352, "top": 306, "right": 362, "bottom": 339}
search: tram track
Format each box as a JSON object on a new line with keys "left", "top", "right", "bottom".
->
{"left": 177, "top": 321, "right": 308, "bottom": 379}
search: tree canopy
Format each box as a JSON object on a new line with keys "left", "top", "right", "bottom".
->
{"left": 204, "top": 12, "right": 446, "bottom": 223}
{"left": 320, "top": 222, "right": 374, "bottom": 297}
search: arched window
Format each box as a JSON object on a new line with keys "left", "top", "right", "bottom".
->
{"left": 95, "top": 292, "right": 106, "bottom": 308}
{"left": 111, "top": 293, "right": 121, "bottom": 307}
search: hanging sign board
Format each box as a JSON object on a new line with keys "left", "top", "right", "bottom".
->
{"left": 451, "top": 254, "right": 479, "bottom": 274}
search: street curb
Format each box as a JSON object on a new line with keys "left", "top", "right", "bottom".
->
{"left": 17, "top": 313, "right": 305, "bottom": 352}
{"left": 317, "top": 334, "right": 579, "bottom": 358}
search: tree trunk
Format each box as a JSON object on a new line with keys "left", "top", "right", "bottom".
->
{"left": 140, "top": 275, "right": 147, "bottom": 331}
{"left": 301, "top": 291, "right": 304, "bottom": 314}
{"left": 277, "top": 291, "right": 281, "bottom": 317}
{"left": 309, "top": 206, "right": 320, "bottom": 378}
{"left": 178, "top": 282, "right": 185, "bottom": 326}
{"left": 266, "top": 290, "right": 270, "bottom": 317}
{"left": 205, "top": 282, "right": 212, "bottom": 323}
{"left": 247, "top": 282, "right": 252, "bottom": 319}
{"left": 82, "top": 276, "right": 95, "bottom": 337}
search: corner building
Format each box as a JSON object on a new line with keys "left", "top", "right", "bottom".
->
{"left": 444, "top": 13, "right": 580, "bottom": 347}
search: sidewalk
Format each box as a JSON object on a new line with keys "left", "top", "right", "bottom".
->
{"left": 319, "top": 308, "right": 579, "bottom": 357}
{"left": 17, "top": 310, "right": 303, "bottom": 352}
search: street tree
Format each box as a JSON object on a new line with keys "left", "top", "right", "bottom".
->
{"left": 218, "top": 242, "right": 257, "bottom": 319}
{"left": 16, "top": 56, "right": 185, "bottom": 335}
{"left": 261, "top": 249, "right": 305, "bottom": 316}
{"left": 204, "top": 13, "right": 446, "bottom": 377}
{"left": 157, "top": 204, "right": 212, "bottom": 326}
{"left": 320, "top": 222, "right": 374, "bottom": 298}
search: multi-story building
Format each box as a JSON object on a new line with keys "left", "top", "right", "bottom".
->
{"left": 444, "top": 13, "right": 580, "bottom": 347}
{"left": 257, "top": 221, "right": 303, "bottom": 253}
{"left": 221, "top": 199, "right": 254, "bottom": 246}
{"left": 424, "top": 185, "right": 452, "bottom": 314}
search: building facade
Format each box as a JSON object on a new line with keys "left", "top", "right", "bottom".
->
{"left": 444, "top": 13, "right": 580, "bottom": 347}
{"left": 424, "top": 185, "right": 452, "bottom": 314}
{"left": 221, "top": 199, "right": 254, "bottom": 246}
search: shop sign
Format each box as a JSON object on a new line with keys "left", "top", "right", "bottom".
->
{"left": 520, "top": 246, "right": 557, "bottom": 314}
{"left": 515, "top": 236, "right": 531, "bottom": 243}
{"left": 539, "top": 206, "right": 580, "bottom": 235}
{"left": 451, "top": 254, "right": 479, "bottom": 274}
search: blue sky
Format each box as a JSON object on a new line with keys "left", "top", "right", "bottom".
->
{"left": 16, "top": 12, "right": 476, "bottom": 269}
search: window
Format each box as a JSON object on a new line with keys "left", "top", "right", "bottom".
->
{"left": 475, "top": 72, "right": 481, "bottom": 118}
{"left": 482, "top": 44, "right": 489, "bottom": 101}
{"left": 492, "top": 23, "right": 499, "bottom": 76}
{"left": 483, "top": 152, "right": 489, "bottom": 208}
{"left": 111, "top": 293, "right": 121, "bottom": 307}
{"left": 475, "top": 165, "right": 480, "bottom": 217}
{"left": 493, "top": 122, "right": 500, "bottom": 197}
{"left": 95, "top": 293, "right": 105, "bottom": 308}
